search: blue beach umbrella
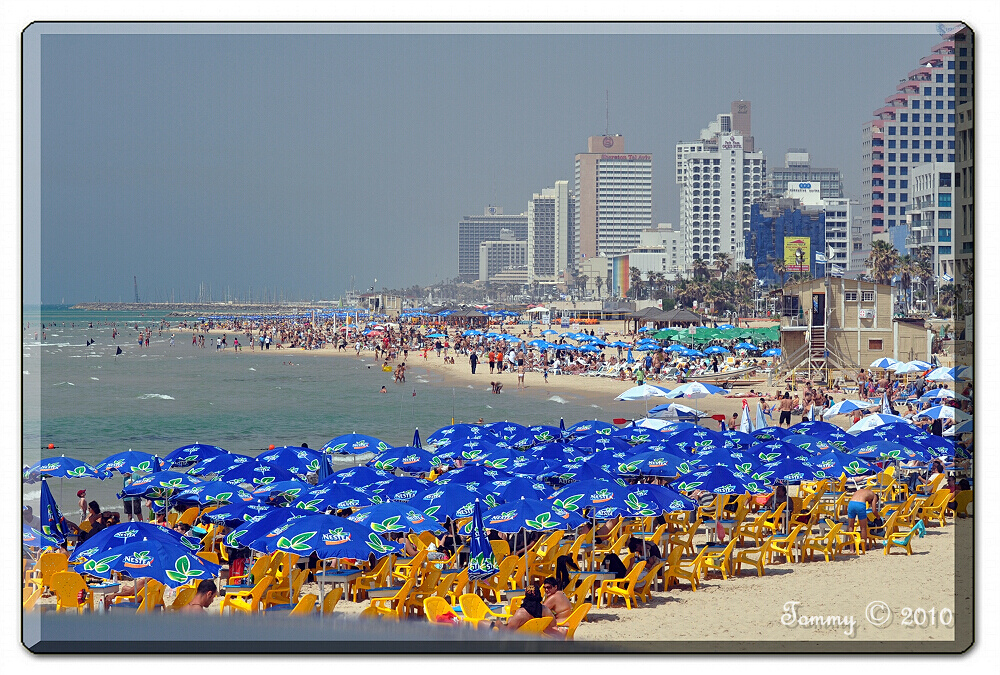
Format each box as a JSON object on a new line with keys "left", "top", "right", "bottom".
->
{"left": 486, "top": 477, "right": 550, "bottom": 503}
{"left": 200, "top": 501, "right": 275, "bottom": 527}
{"left": 257, "top": 446, "right": 328, "bottom": 476}
{"left": 782, "top": 434, "right": 832, "bottom": 455}
{"left": 704, "top": 345, "right": 730, "bottom": 355}
{"left": 812, "top": 451, "right": 874, "bottom": 479}
{"left": 253, "top": 514, "right": 402, "bottom": 560}
{"left": 346, "top": 502, "right": 444, "bottom": 534}
{"left": 623, "top": 483, "right": 697, "bottom": 516}
{"left": 566, "top": 420, "right": 616, "bottom": 436}
{"left": 328, "top": 466, "right": 395, "bottom": 490}
{"left": 749, "top": 439, "right": 812, "bottom": 464}
{"left": 720, "top": 429, "right": 758, "bottom": 449}
{"left": 96, "top": 451, "right": 163, "bottom": 476}
{"left": 219, "top": 461, "right": 298, "bottom": 488}
{"left": 186, "top": 452, "right": 256, "bottom": 478}
{"left": 733, "top": 342, "right": 759, "bottom": 351}
{"left": 369, "top": 447, "right": 440, "bottom": 473}
{"left": 436, "top": 464, "right": 514, "bottom": 490}
{"left": 360, "top": 475, "right": 430, "bottom": 503}
{"left": 476, "top": 497, "right": 587, "bottom": 534}
{"left": 663, "top": 426, "right": 729, "bottom": 455}
{"left": 120, "top": 471, "right": 201, "bottom": 499}
{"left": 71, "top": 522, "right": 201, "bottom": 563}
{"left": 224, "top": 507, "right": 324, "bottom": 550}
{"left": 172, "top": 481, "right": 257, "bottom": 507}
{"left": 673, "top": 466, "right": 768, "bottom": 495}
{"left": 38, "top": 478, "right": 71, "bottom": 545}
{"left": 752, "top": 458, "right": 819, "bottom": 485}
{"left": 550, "top": 460, "right": 624, "bottom": 485}
{"left": 751, "top": 426, "right": 792, "bottom": 442}
{"left": 24, "top": 456, "right": 105, "bottom": 481}
{"left": 869, "top": 357, "right": 899, "bottom": 369}
{"left": 569, "top": 434, "right": 632, "bottom": 455}
{"left": 762, "top": 348, "right": 782, "bottom": 357}
{"left": 852, "top": 440, "right": 923, "bottom": 461}
{"left": 163, "top": 444, "right": 228, "bottom": 467}
{"left": 527, "top": 425, "right": 565, "bottom": 444}
{"left": 529, "top": 442, "right": 583, "bottom": 463}
{"left": 23, "top": 523, "right": 62, "bottom": 550}
{"left": 412, "top": 428, "right": 422, "bottom": 449}
{"left": 410, "top": 483, "right": 493, "bottom": 520}
{"left": 617, "top": 451, "right": 694, "bottom": 478}
{"left": 609, "top": 426, "right": 662, "bottom": 446}
{"left": 76, "top": 538, "right": 222, "bottom": 588}
{"left": 322, "top": 433, "right": 391, "bottom": 455}
{"left": 291, "top": 483, "right": 373, "bottom": 512}
{"left": 847, "top": 414, "right": 913, "bottom": 434}
{"left": 467, "top": 499, "right": 500, "bottom": 580}
{"left": 549, "top": 479, "right": 631, "bottom": 518}
{"left": 788, "top": 420, "right": 842, "bottom": 438}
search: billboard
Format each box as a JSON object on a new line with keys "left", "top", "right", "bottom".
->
{"left": 720, "top": 135, "right": 743, "bottom": 150}
{"left": 784, "top": 236, "right": 810, "bottom": 272}
{"left": 785, "top": 181, "right": 823, "bottom": 205}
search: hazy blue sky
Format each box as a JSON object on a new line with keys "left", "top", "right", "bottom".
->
{"left": 30, "top": 23, "right": 943, "bottom": 304}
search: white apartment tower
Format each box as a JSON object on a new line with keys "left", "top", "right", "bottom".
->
{"left": 675, "top": 101, "right": 766, "bottom": 273}
{"left": 527, "top": 180, "right": 576, "bottom": 285}
{"left": 574, "top": 135, "right": 653, "bottom": 262}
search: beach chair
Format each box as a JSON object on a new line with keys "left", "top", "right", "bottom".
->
{"left": 167, "top": 584, "right": 198, "bottom": 611}
{"left": 663, "top": 545, "right": 708, "bottom": 592}
{"left": 288, "top": 593, "right": 318, "bottom": 616}
{"left": 951, "top": 490, "right": 973, "bottom": 518}
{"left": 734, "top": 512, "right": 768, "bottom": 546}
{"left": 353, "top": 554, "right": 395, "bottom": 602}
{"left": 196, "top": 550, "right": 220, "bottom": 566}
{"left": 178, "top": 506, "right": 200, "bottom": 526}
{"left": 321, "top": 587, "right": 343, "bottom": 615}
{"left": 489, "top": 538, "right": 511, "bottom": 560}
{"left": 596, "top": 562, "right": 644, "bottom": 609}
{"left": 263, "top": 568, "right": 307, "bottom": 609}
{"left": 636, "top": 561, "right": 667, "bottom": 601}
{"left": 667, "top": 518, "right": 702, "bottom": 556}
{"left": 423, "top": 596, "right": 457, "bottom": 624}
{"left": 135, "top": 580, "right": 166, "bottom": 614}
{"left": 732, "top": 541, "right": 768, "bottom": 577}
{"left": 700, "top": 537, "right": 739, "bottom": 580}
{"left": 368, "top": 579, "right": 415, "bottom": 621}
{"left": 882, "top": 521, "right": 925, "bottom": 556}
{"left": 22, "top": 586, "right": 43, "bottom": 611}
{"left": 29, "top": 551, "right": 69, "bottom": 595}
{"left": 915, "top": 490, "right": 951, "bottom": 527}
{"left": 220, "top": 575, "right": 274, "bottom": 615}
{"left": 443, "top": 568, "right": 469, "bottom": 605}
{"left": 228, "top": 552, "right": 274, "bottom": 587}
{"left": 50, "top": 571, "right": 94, "bottom": 613}
{"left": 392, "top": 549, "right": 428, "bottom": 583}
{"left": 517, "top": 616, "right": 554, "bottom": 634}
{"left": 916, "top": 472, "right": 947, "bottom": 497}
{"left": 407, "top": 533, "right": 429, "bottom": 552}
{"left": 403, "top": 564, "right": 442, "bottom": 617}
{"left": 477, "top": 555, "right": 517, "bottom": 602}
{"left": 764, "top": 524, "right": 807, "bottom": 564}
{"left": 557, "top": 602, "right": 591, "bottom": 640}
{"left": 756, "top": 502, "right": 787, "bottom": 541}
{"left": 508, "top": 554, "right": 530, "bottom": 592}
{"left": 566, "top": 574, "right": 596, "bottom": 607}
{"left": 458, "top": 592, "right": 506, "bottom": 627}
{"left": 801, "top": 523, "right": 842, "bottom": 563}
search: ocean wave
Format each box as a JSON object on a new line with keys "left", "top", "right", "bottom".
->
{"left": 248, "top": 367, "right": 256, "bottom": 371}
{"left": 467, "top": 385, "right": 475, "bottom": 389}
{"left": 590, "top": 404, "right": 603, "bottom": 409}
{"left": 548, "top": 396, "right": 567, "bottom": 404}
{"left": 53, "top": 382, "right": 75, "bottom": 386}
{"left": 137, "top": 393, "right": 175, "bottom": 400}
{"left": 485, "top": 405, "right": 493, "bottom": 409}
{"left": 91, "top": 377, "right": 99, "bottom": 380}
{"left": 415, "top": 378, "right": 428, "bottom": 383}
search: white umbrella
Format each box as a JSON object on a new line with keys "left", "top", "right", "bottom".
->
{"left": 647, "top": 402, "right": 708, "bottom": 421}
{"left": 914, "top": 406, "right": 971, "bottom": 423}
{"left": 634, "top": 418, "right": 672, "bottom": 431}
{"left": 614, "top": 384, "right": 672, "bottom": 401}
{"left": 870, "top": 357, "right": 899, "bottom": 369}
{"left": 846, "top": 413, "right": 914, "bottom": 434}
{"left": 926, "top": 366, "right": 970, "bottom": 382}
{"left": 822, "top": 399, "right": 876, "bottom": 419}
{"left": 919, "top": 388, "right": 966, "bottom": 401}
{"left": 893, "top": 362, "right": 927, "bottom": 375}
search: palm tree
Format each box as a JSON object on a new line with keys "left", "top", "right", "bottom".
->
{"left": 734, "top": 263, "right": 756, "bottom": 316}
{"left": 714, "top": 252, "right": 732, "bottom": 282}
{"left": 594, "top": 275, "right": 603, "bottom": 300}
{"left": 865, "top": 240, "right": 900, "bottom": 285}
{"left": 576, "top": 274, "right": 589, "bottom": 297}
{"left": 629, "top": 267, "right": 644, "bottom": 300}
{"left": 771, "top": 258, "right": 786, "bottom": 290}
{"left": 692, "top": 256, "right": 709, "bottom": 282}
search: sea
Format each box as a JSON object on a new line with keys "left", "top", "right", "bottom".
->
{"left": 22, "top": 305, "right": 614, "bottom": 514}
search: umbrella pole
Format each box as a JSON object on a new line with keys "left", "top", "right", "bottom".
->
{"left": 318, "top": 557, "right": 326, "bottom": 614}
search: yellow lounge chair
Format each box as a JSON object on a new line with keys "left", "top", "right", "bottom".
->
{"left": 596, "top": 563, "right": 644, "bottom": 609}
{"left": 321, "top": 587, "right": 343, "bottom": 615}
{"left": 220, "top": 575, "right": 273, "bottom": 615}
{"left": 517, "top": 616, "right": 554, "bottom": 634}
{"left": 368, "top": 578, "right": 415, "bottom": 621}
{"left": 288, "top": 593, "right": 318, "bottom": 616}
{"left": 558, "top": 602, "right": 591, "bottom": 640}
{"left": 801, "top": 523, "right": 842, "bottom": 562}
{"left": 50, "top": 571, "right": 94, "bottom": 613}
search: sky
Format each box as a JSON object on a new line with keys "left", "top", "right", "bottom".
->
{"left": 28, "top": 22, "right": 946, "bottom": 304}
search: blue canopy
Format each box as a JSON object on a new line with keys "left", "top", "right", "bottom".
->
{"left": 550, "top": 479, "right": 631, "bottom": 519}
{"left": 24, "top": 456, "right": 105, "bottom": 481}
{"left": 369, "top": 447, "right": 440, "bottom": 473}
{"left": 172, "top": 481, "right": 257, "bottom": 507}
{"left": 475, "top": 497, "right": 587, "bottom": 534}
{"left": 623, "top": 484, "right": 697, "bottom": 515}
{"left": 219, "top": 461, "right": 298, "bottom": 488}
{"left": 291, "top": 483, "right": 373, "bottom": 512}
{"left": 186, "top": 452, "right": 256, "bottom": 478}
{"left": 163, "top": 444, "right": 228, "bottom": 467}
{"left": 96, "top": 451, "right": 163, "bottom": 476}
{"left": 410, "top": 483, "right": 492, "bottom": 521}
{"left": 322, "top": 433, "right": 392, "bottom": 455}
{"left": 257, "top": 446, "right": 327, "bottom": 475}
{"left": 38, "top": 478, "right": 71, "bottom": 545}
{"left": 120, "top": 471, "right": 202, "bottom": 499}
{"left": 76, "top": 538, "right": 222, "bottom": 588}
{"left": 71, "top": 522, "right": 201, "bottom": 564}
{"left": 812, "top": 451, "right": 874, "bottom": 479}
{"left": 673, "top": 466, "right": 768, "bottom": 495}
{"left": 346, "top": 502, "right": 444, "bottom": 534}
{"left": 200, "top": 501, "right": 275, "bottom": 527}
{"left": 254, "top": 514, "right": 402, "bottom": 560}
{"left": 752, "top": 458, "right": 820, "bottom": 485}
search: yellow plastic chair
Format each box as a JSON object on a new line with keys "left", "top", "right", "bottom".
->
{"left": 220, "top": 575, "right": 274, "bottom": 615}
{"left": 489, "top": 538, "right": 511, "bottom": 560}
{"left": 264, "top": 568, "right": 308, "bottom": 609}
{"left": 22, "top": 586, "right": 43, "bottom": 611}
{"left": 701, "top": 537, "right": 739, "bottom": 580}
{"left": 178, "top": 506, "right": 200, "bottom": 526}
{"left": 352, "top": 553, "right": 395, "bottom": 602}
{"left": 558, "top": 602, "right": 591, "bottom": 640}
{"left": 443, "top": 568, "right": 469, "bottom": 605}
{"left": 458, "top": 592, "right": 506, "bottom": 627}
{"left": 733, "top": 542, "right": 768, "bottom": 577}
{"left": 392, "top": 549, "right": 428, "bottom": 583}
{"left": 228, "top": 552, "right": 274, "bottom": 586}
{"left": 764, "top": 524, "right": 807, "bottom": 564}
{"left": 196, "top": 551, "right": 220, "bottom": 566}
{"left": 29, "top": 551, "right": 69, "bottom": 594}
{"left": 915, "top": 490, "right": 952, "bottom": 527}
{"left": 78, "top": 520, "right": 93, "bottom": 533}
{"left": 667, "top": 518, "right": 702, "bottom": 556}
{"left": 801, "top": 523, "right": 842, "bottom": 562}
{"left": 476, "top": 555, "right": 516, "bottom": 602}
{"left": 916, "top": 472, "right": 946, "bottom": 496}
{"left": 368, "top": 578, "right": 415, "bottom": 621}
{"left": 596, "top": 563, "right": 644, "bottom": 609}
{"left": 321, "top": 587, "right": 343, "bottom": 615}
{"left": 168, "top": 584, "right": 198, "bottom": 611}
{"left": 517, "top": 616, "right": 554, "bottom": 634}
{"left": 50, "top": 571, "right": 94, "bottom": 613}
{"left": 135, "top": 580, "right": 166, "bottom": 614}
{"left": 951, "top": 490, "right": 973, "bottom": 518}
{"left": 288, "top": 593, "right": 318, "bottom": 616}
{"left": 424, "top": 596, "right": 458, "bottom": 624}
{"left": 404, "top": 564, "right": 442, "bottom": 617}
{"left": 664, "top": 544, "right": 709, "bottom": 592}
{"left": 566, "top": 575, "right": 596, "bottom": 607}
{"left": 882, "top": 523, "right": 924, "bottom": 555}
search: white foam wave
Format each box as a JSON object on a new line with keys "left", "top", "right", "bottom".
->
{"left": 486, "top": 405, "right": 493, "bottom": 409}
{"left": 590, "top": 404, "right": 603, "bottom": 409}
{"left": 548, "top": 396, "right": 568, "bottom": 404}
{"left": 416, "top": 378, "right": 429, "bottom": 383}
{"left": 248, "top": 367, "right": 256, "bottom": 371}
{"left": 467, "top": 385, "right": 475, "bottom": 389}
{"left": 91, "top": 377, "right": 99, "bottom": 381}
{"left": 23, "top": 371, "right": 29, "bottom": 375}
{"left": 137, "top": 393, "right": 175, "bottom": 400}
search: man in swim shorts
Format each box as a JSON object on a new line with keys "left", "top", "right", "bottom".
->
{"left": 847, "top": 487, "right": 879, "bottom": 553}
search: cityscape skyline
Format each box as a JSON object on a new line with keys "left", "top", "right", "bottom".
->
{"left": 27, "top": 23, "right": 948, "bottom": 304}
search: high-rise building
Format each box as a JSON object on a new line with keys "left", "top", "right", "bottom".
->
{"left": 953, "top": 26, "right": 973, "bottom": 302}
{"left": 479, "top": 229, "right": 528, "bottom": 283}
{"left": 767, "top": 150, "right": 844, "bottom": 200}
{"left": 861, "top": 26, "right": 963, "bottom": 253}
{"left": 574, "top": 135, "right": 652, "bottom": 262}
{"left": 675, "top": 102, "right": 766, "bottom": 272}
{"left": 745, "top": 199, "right": 826, "bottom": 286}
{"left": 527, "top": 180, "right": 576, "bottom": 285}
{"left": 905, "top": 162, "right": 955, "bottom": 282}
{"left": 457, "top": 207, "right": 528, "bottom": 282}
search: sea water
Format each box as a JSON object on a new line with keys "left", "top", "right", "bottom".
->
{"left": 22, "top": 306, "right": 608, "bottom": 513}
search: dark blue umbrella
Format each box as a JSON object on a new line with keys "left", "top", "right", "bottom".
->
{"left": 851, "top": 440, "right": 926, "bottom": 462}
{"left": 527, "top": 425, "right": 564, "bottom": 444}
{"left": 163, "top": 444, "right": 228, "bottom": 467}
{"left": 622, "top": 484, "right": 697, "bottom": 516}
{"left": 673, "top": 466, "right": 768, "bottom": 495}
{"left": 322, "top": 433, "right": 392, "bottom": 455}
{"left": 751, "top": 427, "right": 792, "bottom": 442}
{"left": 617, "top": 451, "right": 695, "bottom": 478}
{"left": 720, "top": 429, "right": 758, "bottom": 449}
{"left": 549, "top": 461, "right": 624, "bottom": 485}
{"left": 225, "top": 507, "right": 320, "bottom": 550}
{"left": 782, "top": 434, "right": 832, "bottom": 455}
{"left": 257, "top": 446, "right": 327, "bottom": 475}
{"left": 76, "top": 538, "right": 222, "bottom": 587}
{"left": 812, "top": 451, "right": 874, "bottom": 479}
{"left": 550, "top": 480, "right": 631, "bottom": 519}
{"left": 23, "top": 523, "right": 62, "bottom": 549}
{"left": 437, "top": 464, "right": 514, "bottom": 490}
{"left": 96, "top": 450, "right": 163, "bottom": 476}
{"left": 749, "top": 439, "right": 811, "bottom": 464}
{"left": 821, "top": 429, "right": 860, "bottom": 452}
{"left": 566, "top": 420, "right": 616, "bottom": 436}
{"left": 412, "top": 428, "right": 422, "bottom": 449}
{"left": 486, "top": 477, "right": 550, "bottom": 503}
{"left": 788, "top": 420, "right": 842, "bottom": 438}
{"left": 664, "top": 426, "right": 730, "bottom": 454}
{"left": 752, "top": 458, "right": 819, "bottom": 485}
{"left": 426, "top": 423, "right": 495, "bottom": 450}
{"left": 437, "top": 438, "right": 503, "bottom": 462}
{"left": 250, "top": 480, "right": 313, "bottom": 505}
{"left": 467, "top": 499, "right": 500, "bottom": 580}
{"left": 510, "top": 459, "right": 560, "bottom": 479}
{"left": 329, "top": 466, "right": 395, "bottom": 490}
{"left": 610, "top": 426, "right": 662, "bottom": 446}
{"left": 346, "top": 503, "right": 444, "bottom": 534}
{"left": 569, "top": 434, "right": 632, "bottom": 455}
{"left": 359, "top": 475, "right": 430, "bottom": 504}
{"left": 38, "top": 478, "right": 71, "bottom": 545}
{"left": 410, "top": 483, "right": 492, "bottom": 520}
{"left": 529, "top": 442, "right": 583, "bottom": 463}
